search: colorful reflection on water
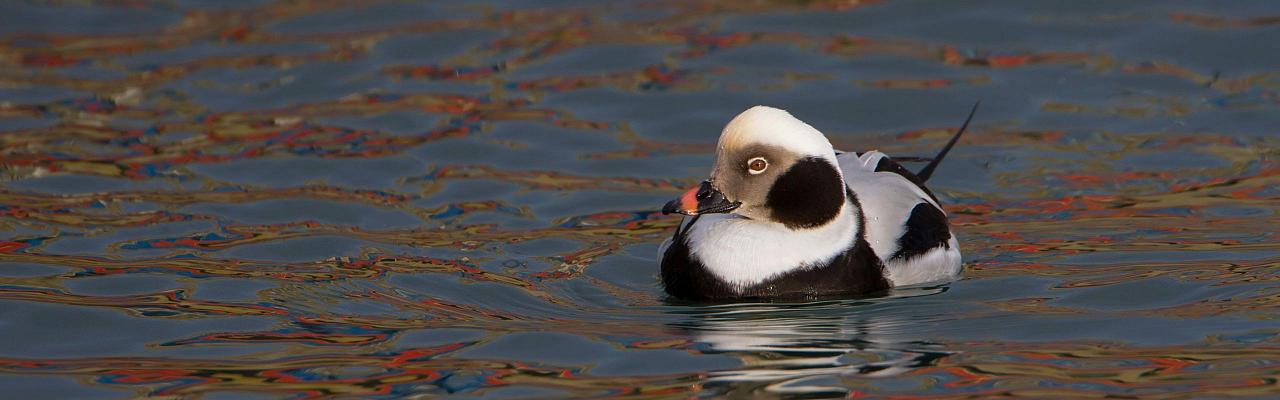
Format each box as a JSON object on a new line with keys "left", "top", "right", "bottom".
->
{"left": 1, "top": 1, "right": 1278, "bottom": 398}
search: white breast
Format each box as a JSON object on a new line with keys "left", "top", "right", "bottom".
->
{"left": 684, "top": 202, "right": 858, "bottom": 292}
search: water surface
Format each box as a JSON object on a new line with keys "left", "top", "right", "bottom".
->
{"left": 1, "top": 1, "right": 1278, "bottom": 398}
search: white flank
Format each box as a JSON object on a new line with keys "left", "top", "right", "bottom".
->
{"left": 686, "top": 202, "right": 858, "bottom": 292}
{"left": 882, "top": 236, "right": 963, "bottom": 286}
{"left": 839, "top": 151, "right": 939, "bottom": 260}
{"left": 837, "top": 151, "right": 962, "bottom": 285}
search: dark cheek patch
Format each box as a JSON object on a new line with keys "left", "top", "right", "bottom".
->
{"left": 765, "top": 157, "right": 844, "bottom": 229}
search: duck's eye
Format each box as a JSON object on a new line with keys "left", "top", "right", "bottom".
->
{"left": 747, "top": 157, "right": 768, "bottom": 174}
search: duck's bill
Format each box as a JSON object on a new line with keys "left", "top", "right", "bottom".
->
{"left": 662, "top": 181, "right": 742, "bottom": 216}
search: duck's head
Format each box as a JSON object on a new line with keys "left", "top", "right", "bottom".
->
{"left": 663, "top": 106, "right": 846, "bottom": 229}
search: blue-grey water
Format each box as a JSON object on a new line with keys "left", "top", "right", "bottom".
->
{"left": 1, "top": 1, "right": 1278, "bottom": 398}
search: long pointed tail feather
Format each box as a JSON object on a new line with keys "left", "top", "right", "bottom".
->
{"left": 916, "top": 101, "right": 980, "bottom": 182}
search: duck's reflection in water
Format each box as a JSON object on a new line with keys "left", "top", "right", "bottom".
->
{"left": 666, "top": 285, "right": 955, "bottom": 395}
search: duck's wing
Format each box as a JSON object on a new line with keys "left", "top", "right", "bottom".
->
{"left": 840, "top": 151, "right": 940, "bottom": 204}
{"left": 839, "top": 151, "right": 961, "bottom": 286}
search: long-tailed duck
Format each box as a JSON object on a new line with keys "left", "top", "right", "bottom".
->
{"left": 659, "top": 104, "right": 978, "bottom": 300}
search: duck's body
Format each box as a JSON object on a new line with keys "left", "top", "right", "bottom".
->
{"left": 659, "top": 105, "right": 975, "bottom": 300}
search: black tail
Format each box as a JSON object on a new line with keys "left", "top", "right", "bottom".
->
{"left": 916, "top": 101, "right": 979, "bottom": 182}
